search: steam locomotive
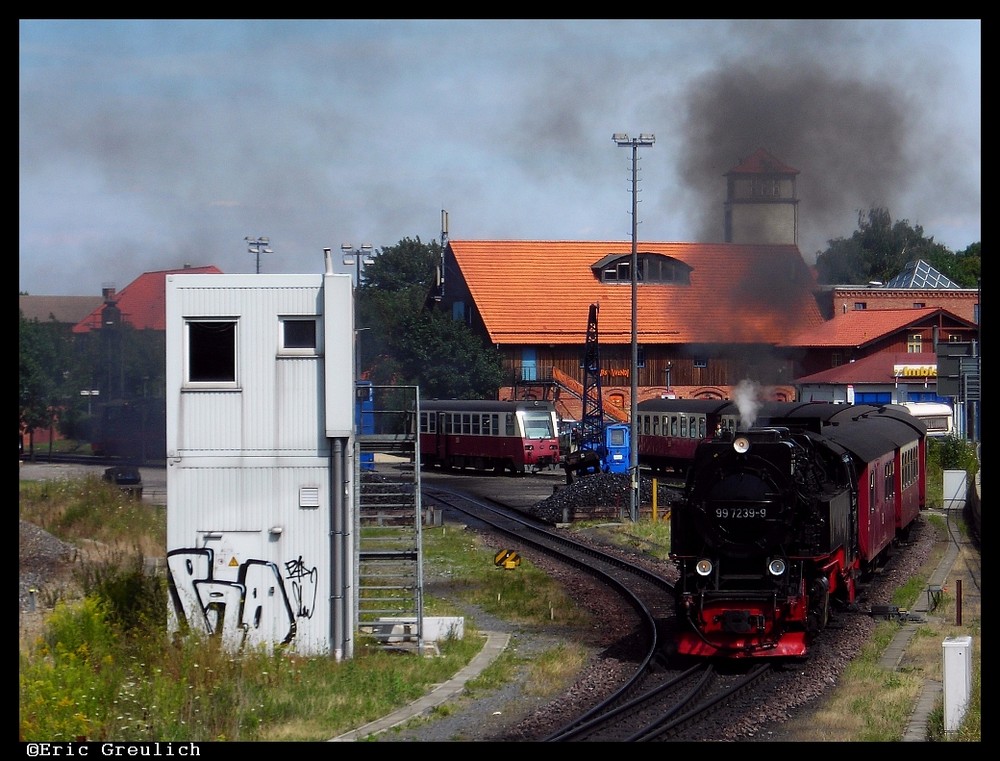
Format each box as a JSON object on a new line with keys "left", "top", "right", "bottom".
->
{"left": 669, "top": 404, "right": 926, "bottom": 659}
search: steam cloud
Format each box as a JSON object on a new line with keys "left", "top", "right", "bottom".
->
{"left": 733, "top": 379, "right": 765, "bottom": 429}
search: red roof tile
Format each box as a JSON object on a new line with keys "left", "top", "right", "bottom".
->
{"left": 447, "top": 241, "right": 824, "bottom": 346}
{"left": 794, "top": 352, "right": 939, "bottom": 384}
{"left": 72, "top": 266, "right": 223, "bottom": 333}
{"left": 780, "top": 307, "right": 947, "bottom": 349}
{"left": 726, "top": 148, "right": 800, "bottom": 175}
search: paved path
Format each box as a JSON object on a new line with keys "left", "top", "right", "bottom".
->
{"left": 330, "top": 630, "right": 511, "bottom": 741}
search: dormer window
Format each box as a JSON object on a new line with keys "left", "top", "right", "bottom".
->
{"left": 592, "top": 252, "right": 691, "bottom": 285}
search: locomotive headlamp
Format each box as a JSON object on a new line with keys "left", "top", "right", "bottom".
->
{"left": 767, "top": 558, "right": 787, "bottom": 577}
{"left": 733, "top": 436, "right": 750, "bottom": 454}
{"left": 695, "top": 559, "right": 713, "bottom": 576}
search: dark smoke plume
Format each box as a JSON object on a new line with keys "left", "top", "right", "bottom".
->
{"left": 676, "top": 61, "right": 912, "bottom": 260}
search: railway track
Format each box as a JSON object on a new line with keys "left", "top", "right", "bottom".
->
{"left": 422, "top": 478, "right": 789, "bottom": 742}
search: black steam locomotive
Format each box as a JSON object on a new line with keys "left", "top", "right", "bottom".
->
{"left": 670, "top": 405, "right": 926, "bottom": 659}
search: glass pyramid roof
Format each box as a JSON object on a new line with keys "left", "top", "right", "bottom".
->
{"left": 883, "top": 259, "right": 961, "bottom": 289}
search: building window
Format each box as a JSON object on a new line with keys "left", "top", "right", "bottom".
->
{"left": 750, "top": 178, "right": 780, "bottom": 197}
{"left": 279, "top": 317, "right": 318, "bottom": 356}
{"left": 185, "top": 319, "right": 238, "bottom": 388}
{"left": 854, "top": 302, "right": 867, "bottom": 310}
{"left": 907, "top": 333, "right": 923, "bottom": 353}
{"left": 595, "top": 253, "right": 690, "bottom": 284}
{"left": 641, "top": 257, "right": 688, "bottom": 283}
{"left": 948, "top": 334, "right": 963, "bottom": 343}
{"left": 637, "top": 346, "right": 646, "bottom": 369}
{"left": 693, "top": 357, "right": 707, "bottom": 369}
{"left": 912, "top": 302, "right": 925, "bottom": 308}
{"left": 603, "top": 262, "right": 630, "bottom": 282}
{"left": 451, "top": 300, "right": 473, "bottom": 325}
{"left": 831, "top": 352, "right": 843, "bottom": 367}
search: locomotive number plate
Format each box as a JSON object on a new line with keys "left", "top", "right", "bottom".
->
{"left": 715, "top": 507, "right": 767, "bottom": 519}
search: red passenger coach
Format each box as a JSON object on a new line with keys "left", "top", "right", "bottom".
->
{"left": 637, "top": 399, "right": 739, "bottom": 475}
{"left": 419, "top": 399, "right": 561, "bottom": 475}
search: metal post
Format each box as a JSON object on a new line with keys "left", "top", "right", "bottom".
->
{"left": 614, "top": 133, "right": 654, "bottom": 522}
{"left": 629, "top": 144, "right": 639, "bottom": 523}
{"left": 341, "top": 244, "right": 374, "bottom": 381}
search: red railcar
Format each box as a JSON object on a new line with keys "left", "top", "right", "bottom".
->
{"left": 419, "top": 399, "right": 561, "bottom": 475}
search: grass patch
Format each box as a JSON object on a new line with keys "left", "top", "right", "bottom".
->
{"left": 20, "top": 480, "right": 596, "bottom": 741}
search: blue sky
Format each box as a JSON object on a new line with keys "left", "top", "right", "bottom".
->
{"left": 19, "top": 19, "right": 980, "bottom": 296}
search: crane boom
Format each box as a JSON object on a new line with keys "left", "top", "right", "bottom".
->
{"left": 579, "top": 303, "right": 605, "bottom": 450}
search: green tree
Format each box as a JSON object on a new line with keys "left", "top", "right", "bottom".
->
{"left": 929, "top": 241, "right": 981, "bottom": 289}
{"left": 814, "top": 206, "right": 974, "bottom": 285}
{"left": 19, "top": 311, "right": 70, "bottom": 458}
{"left": 357, "top": 237, "right": 504, "bottom": 398}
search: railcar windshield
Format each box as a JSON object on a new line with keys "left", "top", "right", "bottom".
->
{"left": 520, "top": 409, "right": 556, "bottom": 439}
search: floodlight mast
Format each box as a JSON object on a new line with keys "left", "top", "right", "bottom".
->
{"left": 245, "top": 236, "right": 273, "bottom": 274}
{"left": 613, "top": 132, "right": 655, "bottom": 522}
{"left": 341, "top": 243, "right": 375, "bottom": 287}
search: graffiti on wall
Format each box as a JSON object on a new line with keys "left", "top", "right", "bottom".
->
{"left": 167, "top": 547, "right": 318, "bottom": 650}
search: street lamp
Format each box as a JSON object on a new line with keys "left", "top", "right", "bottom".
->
{"left": 80, "top": 388, "right": 100, "bottom": 416}
{"left": 341, "top": 243, "right": 375, "bottom": 287}
{"left": 613, "top": 132, "right": 655, "bottom": 523}
{"left": 245, "top": 236, "right": 273, "bottom": 274}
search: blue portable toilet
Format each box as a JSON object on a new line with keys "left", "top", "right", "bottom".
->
{"left": 603, "top": 423, "right": 630, "bottom": 474}
{"left": 356, "top": 381, "right": 375, "bottom": 471}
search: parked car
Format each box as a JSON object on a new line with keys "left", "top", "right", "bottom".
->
{"left": 102, "top": 466, "right": 143, "bottom": 499}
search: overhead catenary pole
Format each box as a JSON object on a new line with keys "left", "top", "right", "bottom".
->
{"left": 613, "top": 133, "right": 655, "bottom": 522}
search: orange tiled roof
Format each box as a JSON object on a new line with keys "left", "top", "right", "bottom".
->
{"left": 780, "top": 307, "right": 946, "bottom": 349}
{"left": 447, "top": 240, "right": 824, "bottom": 345}
{"left": 72, "top": 266, "right": 223, "bottom": 333}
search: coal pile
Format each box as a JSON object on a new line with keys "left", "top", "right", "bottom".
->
{"left": 527, "top": 473, "right": 683, "bottom": 524}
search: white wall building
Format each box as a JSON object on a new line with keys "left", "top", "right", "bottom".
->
{"left": 164, "top": 269, "right": 357, "bottom": 658}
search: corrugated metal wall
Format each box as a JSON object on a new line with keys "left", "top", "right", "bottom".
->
{"left": 165, "top": 274, "right": 355, "bottom": 657}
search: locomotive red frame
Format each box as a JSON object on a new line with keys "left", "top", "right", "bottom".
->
{"left": 419, "top": 399, "right": 561, "bottom": 475}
